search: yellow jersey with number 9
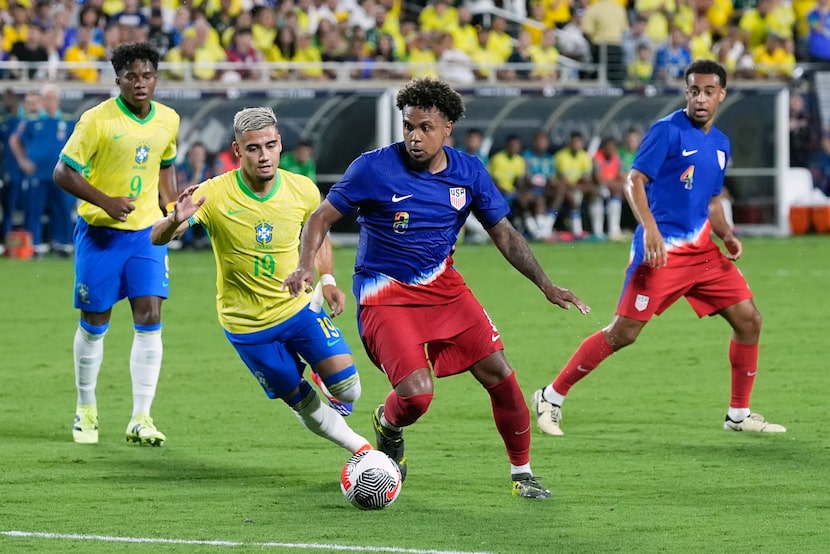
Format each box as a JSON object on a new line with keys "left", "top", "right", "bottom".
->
{"left": 59, "top": 96, "right": 179, "bottom": 231}
{"left": 189, "top": 168, "right": 319, "bottom": 334}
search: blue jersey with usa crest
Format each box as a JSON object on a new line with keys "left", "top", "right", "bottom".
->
{"left": 327, "top": 142, "right": 510, "bottom": 306}
{"left": 630, "top": 109, "right": 730, "bottom": 261}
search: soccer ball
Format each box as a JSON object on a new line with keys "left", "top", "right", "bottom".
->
{"left": 340, "top": 449, "right": 402, "bottom": 510}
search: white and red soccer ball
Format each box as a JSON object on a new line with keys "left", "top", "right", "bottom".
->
{"left": 340, "top": 449, "right": 402, "bottom": 510}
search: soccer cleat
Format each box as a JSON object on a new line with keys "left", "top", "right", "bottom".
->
{"left": 511, "top": 473, "right": 552, "bottom": 499}
{"left": 371, "top": 405, "right": 407, "bottom": 481}
{"left": 310, "top": 371, "right": 353, "bottom": 417}
{"left": 72, "top": 405, "right": 99, "bottom": 444}
{"left": 531, "top": 388, "right": 564, "bottom": 436}
{"left": 723, "top": 413, "right": 786, "bottom": 433}
{"left": 125, "top": 414, "right": 166, "bottom": 446}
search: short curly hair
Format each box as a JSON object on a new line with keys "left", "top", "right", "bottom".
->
{"left": 395, "top": 77, "right": 465, "bottom": 123}
{"left": 111, "top": 42, "right": 161, "bottom": 75}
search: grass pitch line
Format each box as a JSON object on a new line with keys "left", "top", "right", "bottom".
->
{"left": 1, "top": 531, "right": 495, "bottom": 554}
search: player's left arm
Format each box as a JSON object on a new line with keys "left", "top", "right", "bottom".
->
{"left": 709, "top": 193, "right": 741, "bottom": 260}
{"left": 313, "top": 233, "right": 346, "bottom": 317}
{"left": 487, "top": 217, "right": 590, "bottom": 314}
{"left": 158, "top": 163, "right": 178, "bottom": 210}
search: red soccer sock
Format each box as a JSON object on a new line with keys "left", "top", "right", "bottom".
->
{"left": 383, "top": 390, "right": 433, "bottom": 428}
{"left": 551, "top": 331, "right": 615, "bottom": 396}
{"left": 729, "top": 340, "right": 759, "bottom": 409}
{"left": 485, "top": 372, "right": 530, "bottom": 466}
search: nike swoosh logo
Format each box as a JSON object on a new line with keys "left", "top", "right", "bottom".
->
{"left": 576, "top": 365, "right": 591, "bottom": 373}
{"left": 514, "top": 425, "right": 530, "bottom": 435}
{"left": 386, "top": 480, "right": 401, "bottom": 500}
{"left": 746, "top": 371, "right": 757, "bottom": 377}
{"left": 491, "top": 334, "right": 500, "bottom": 342}
{"left": 113, "top": 133, "right": 127, "bottom": 140}
{"left": 227, "top": 209, "right": 245, "bottom": 216}
{"left": 162, "top": 281, "right": 169, "bottom": 288}
{"left": 327, "top": 338, "right": 342, "bottom": 347}
{"left": 682, "top": 149, "right": 698, "bottom": 157}
{"left": 392, "top": 194, "right": 413, "bottom": 203}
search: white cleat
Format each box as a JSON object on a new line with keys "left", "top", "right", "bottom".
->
{"left": 723, "top": 413, "right": 786, "bottom": 433}
{"left": 125, "top": 414, "right": 166, "bottom": 446}
{"left": 531, "top": 389, "right": 564, "bottom": 436}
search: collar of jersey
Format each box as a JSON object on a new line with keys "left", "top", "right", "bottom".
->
{"left": 235, "top": 168, "right": 281, "bottom": 202}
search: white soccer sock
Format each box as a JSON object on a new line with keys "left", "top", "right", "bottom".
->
{"left": 130, "top": 329, "right": 163, "bottom": 418}
{"left": 542, "top": 384, "right": 566, "bottom": 406}
{"left": 607, "top": 197, "right": 623, "bottom": 236}
{"left": 727, "top": 407, "right": 750, "bottom": 422}
{"left": 569, "top": 209, "right": 583, "bottom": 235}
{"left": 74, "top": 326, "right": 106, "bottom": 406}
{"left": 511, "top": 463, "right": 532, "bottom": 477}
{"left": 589, "top": 199, "right": 605, "bottom": 236}
{"left": 292, "top": 390, "right": 370, "bottom": 453}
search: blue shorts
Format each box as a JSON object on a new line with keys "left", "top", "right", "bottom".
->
{"left": 73, "top": 218, "right": 169, "bottom": 312}
{"left": 225, "top": 305, "right": 353, "bottom": 400}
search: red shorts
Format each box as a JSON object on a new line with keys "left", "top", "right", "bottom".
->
{"left": 358, "top": 290, "right": 504, "bottom": 386}
{"left": 617, "top": 250, "right": 753, "bottom": 321}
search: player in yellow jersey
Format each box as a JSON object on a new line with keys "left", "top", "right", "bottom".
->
{"left": 151, "top": 107, "right": 371, "bottom": 456}
{"left": 54, "top": 43, "right": 179, "bottom": 447}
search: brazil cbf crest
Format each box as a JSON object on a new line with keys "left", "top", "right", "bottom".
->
{"left": 449, "top": 187, "right": 466, "bottom": 211}
{"left": 255, "top": 220, "right": 274, "bottom": 245}
{"left": 135, "top": 143, "right": 150, "bottom": 164}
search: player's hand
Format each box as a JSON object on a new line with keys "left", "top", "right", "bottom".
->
{"left": 171, "top": 184, "right": 206, "bottom": 223}
{"left": 642, "top": 227, "right": 667, "bottom": 268}
{"left": 106, "top": 196, "right": 136, "bottom": 222}
{"left": 19, "top": 159, "right": 36, "bottom": 175}
{"left": 283, "top": 267, "right": 315, "bottom": 297}
{"left": 322, "top": 284, "right": 346, "bottom": 317}
{"left": 544, "top": 285, "right": 591, "bottom": 315}
{"left": 722, "top": 233, "right": 742, "bottom": 260}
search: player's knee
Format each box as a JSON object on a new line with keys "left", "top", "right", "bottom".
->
{"left": 390, "top": 392, "right": 434, "bottom": 426}
{"left": 323, "top": 365, "right": 361, "bottom": 403}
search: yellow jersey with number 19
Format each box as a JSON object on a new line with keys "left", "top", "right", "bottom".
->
{"left": 59, "top": 96, "right": 179, "bottom": 231}
{"left": 189, "top": 168, "right": 319, "bottom": 334}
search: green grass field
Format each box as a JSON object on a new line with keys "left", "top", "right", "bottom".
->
{"left": 1, "top": 236, "right": 828, "bottom": 553}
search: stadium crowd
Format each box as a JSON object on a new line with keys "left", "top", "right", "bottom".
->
{"left": 0, "top": 0, "right": 826, "bottom": 85}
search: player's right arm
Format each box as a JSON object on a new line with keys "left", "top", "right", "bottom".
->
{"left": 150, "top": 184, "right": 206, "bottom": 245}
{"left": 625, "top": 168, "right": 666, "bottom": 268}
{"left": 53, "top": 160, "right": 136, "bottom": 223}
{"left": 284, "top": 199, "right": 344, "bottom": 297}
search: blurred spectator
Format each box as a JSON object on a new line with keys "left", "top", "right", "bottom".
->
{"left": 552, "top": 131, "right": 595, "bottom": 240}
{"left": 522, "top": 131, "right": 557, "bottom": 240}
{"left": 350, "top": 0, "right": 378, "bottom": 31}
{"left": 652, "top": 26, "right": 692, "bottom": 83}
{"left": 618, "top": 128, "right": 642, "bottom": 174}
{"left": 582, "top": 0, "right": 628, "bottom": 85}
{"left": 435, "top": 31, "right": 475, "bottom": 85}
{"left": 487, "top": 16, "right": 515, "bottom": 63}
{"left": 556, "top": 8, "right": 592, "bottom": 68}
{"left": 367, "top": 3, "right": 406, "bottom": 59}
{"left": 451, "top": 5, "right": 478, "bottom": 56}
{"left": 7, "top": 24, "right": 49, "bottom": 80}
{"left": 294, "top": 31, "right": 326, "bottom": 80}
{"left": 622, "top": 13, "right": 652, "bottom": 69}
{"left": 225, "top": 26, "right": 264, "bottom": 81}
{"left": 541, "top": 0, "right": 573, "bottom": 29}
{"left": 713, "top": 25, "right": 754, "bottom": 78}
{"left": 171, "top": 6, "right": 193, "bottom": 47}
{"left": 252, "top": 6, "right": 279, "bottom": 53}
{"left": 173, "top": 141, "right": 211, "bottom": 249}
{"left": 368, "top": 32, "right": 402, "bottom": 79}
{"left": 64, "top": 26, "right": 107, "bottom": 82}
{"left": 64, "top": 5, "right": 106, "bottom": 49}
{"left": 470, "top": 26, "right": 500, "bottom": 80}
{"left": 109, "top": 0, "right": 147, "bottom": 29}
{"left": 502, "top": 29, "right": 534, "bottom": 81}
{"left": 592, "top": 136, "right": 625, "bottom": 240}
{"left": 752, "top": 34, "right": 795, "bottom": 79}
{"left": 529, "top": 27, "right": 559, "bottom": 81}
{"left": 806, "top": 0, "right": 830, "bottom": 64}
{"left": 208, "top": 0, "right": 239, "bottom": 44}
{"left": 789, "top": 92, "right": 813, "bottom": 168}
{"left": 163, "top": 32, "right": 199, "bottom": 80}
{"left": 266, "top": 24, "right": 298, "bottom": 79}
{"left": 2, "top": 3, "right": 31, "bottom": 55}
{"left": 635, "top": 0, "right": 674, "bottom": 44}
{"left": 524, "top": 2, "right": 547, "bottom": 46}
{"left": 146, "top": 8, "right": 175, "bottom": 58}
{"left": 488, "top": 134, "right": 527, "bottom": 224}
{"left": 419, "top": 0, "right": 458, "bottom": 35}
{"left": 279, "top": 138, "right": 317, "bottom": 182}
{"left": 9, "top": 85, "right": 75, "bottom": 256}
{"left": 627, "top": 43, "right": 654, "bottom": 86}
{"left": 458, "top": 127, "right": 489, "bottom": 165}
{"left": 0, "top": 90, "right": 27, "bottom": 248}
{"left": 739, "top": 0, "right": 775, "bottom": 50}
{"left": 705, "top": 0, "right": 735, "bottom": 40}
{"left": 688, "top": 16, "right": 715, "bottom": 61}
{"left": 405, "top": 31, "right": 438, "bottom": 79}
{"left": 320, "top": 28, "right": 349, "bottom": 79}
